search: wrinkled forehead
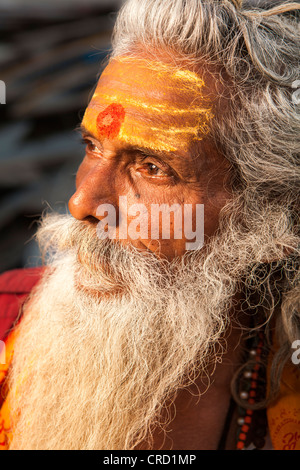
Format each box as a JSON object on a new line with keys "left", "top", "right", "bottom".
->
{"left": 82, "top": 56, "right": 214, "bottom": 153}
{"left": 98, "top": 56, "right": 207, "bottom": 104}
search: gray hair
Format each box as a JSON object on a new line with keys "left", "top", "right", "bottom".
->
{"left": 111, "top": 0, "right": 300, "bottom": 404}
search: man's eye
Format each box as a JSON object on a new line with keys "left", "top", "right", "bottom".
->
{"left": 136, "top": 157, "right": 174, "bottom": 181}
{"left": 144, "top": 163, "right": 165, "bottom": 177}
{"left": 81, "top": 138, "right": 99, "bottom": 154}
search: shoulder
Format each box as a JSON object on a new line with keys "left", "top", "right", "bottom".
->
{"left": 0, "top": 267, "right": 45, "bottom": 341}
{"left": 0, "top": 267, "right": 44, "bottom": 294}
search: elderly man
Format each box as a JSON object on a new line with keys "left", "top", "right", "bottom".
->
{"left": 0, "top": 0, "right": 299, "bottom": 450}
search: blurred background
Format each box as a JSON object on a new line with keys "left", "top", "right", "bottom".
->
{"left": 0, "top": 0, "right": 123, "bottom": 273}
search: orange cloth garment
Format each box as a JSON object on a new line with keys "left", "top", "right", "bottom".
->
{"left": 267, "top": 350, "right": 300, "bottom": 450}
{"left": 0, "top": 330, "right": 15, "bottom": 450}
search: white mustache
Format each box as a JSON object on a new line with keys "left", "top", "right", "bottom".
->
{"left": 37, "top": 213, "right": 195, "bottom": 294}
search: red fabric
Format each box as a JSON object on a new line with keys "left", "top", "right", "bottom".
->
{"left": 0, "top": 267, "right": 44, "bottom": 341}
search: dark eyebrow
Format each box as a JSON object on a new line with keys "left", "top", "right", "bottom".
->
{"left": 76, "top": 123, "right": 177, "bottom": 163}
{"left": 76, "top": 124, "right": 97, "bottom": 140}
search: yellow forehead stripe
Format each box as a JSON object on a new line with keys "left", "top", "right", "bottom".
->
{"left": 113, "top": 56, "right": 206, "bottom": 93}
{"left": 82, "top": 56, "right": 214, "bottom": 153}
{"left": 92, "top": 92, "right": 211, "bottom": 116}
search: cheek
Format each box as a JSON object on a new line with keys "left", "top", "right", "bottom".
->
{"left": 133, "top": 179, "right": 183, "bottom": 205}
{"left": 203, "top": 189, "right": 232, "bottom": 237}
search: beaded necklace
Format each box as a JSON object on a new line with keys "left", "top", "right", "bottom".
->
{"left": 235, "top": 330, "right": 268, "bottom": 450}
{"left": 217, "top": 329, "right": 268, "bottom": 450}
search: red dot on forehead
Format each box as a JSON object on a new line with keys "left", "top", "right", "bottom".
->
{"left": 96, "top": 103, "right": 125, "bottom": 140}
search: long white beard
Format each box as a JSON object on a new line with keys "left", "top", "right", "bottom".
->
{"left": 7, "top": 207, "right": 292, "bottom": 450}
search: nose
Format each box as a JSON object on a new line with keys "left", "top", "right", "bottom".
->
{"left": 68, "top": 161, "right": 117, "bottom": 222}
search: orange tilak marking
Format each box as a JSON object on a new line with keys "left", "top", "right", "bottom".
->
{"left": 96, "top": 103, "right": 125, "bottom": 140}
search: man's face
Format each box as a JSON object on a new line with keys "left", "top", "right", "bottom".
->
{"left": 69, "top": 55, "right": 231, "bottom": 259}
